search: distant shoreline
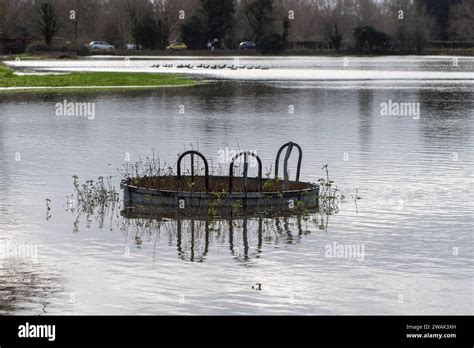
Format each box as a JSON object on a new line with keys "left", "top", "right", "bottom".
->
{"left": 1, "top": 47, "right": 473, "bottom": 61}
{"left": 105, "top": 48, "right": 474, "bottom": 57}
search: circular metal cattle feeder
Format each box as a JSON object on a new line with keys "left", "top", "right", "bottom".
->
{"left": 121, "top": 142, "right": 319, "bottom": 216}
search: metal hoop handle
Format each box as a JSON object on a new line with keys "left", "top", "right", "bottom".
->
{"left": 177, "top": 150, "right": 209, "bottom": 192}
{"left": 275, "top": 142, "right": 303, "bottom": 189}
{"left": 228, "top": 151, "right": 262, "bottom": 193}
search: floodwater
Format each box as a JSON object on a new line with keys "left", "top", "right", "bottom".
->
{"left": 6, "top": 55, "right": 474, "bottom": 81}
{"left": 0, "top": 56, "right": 473, "bottom": 315}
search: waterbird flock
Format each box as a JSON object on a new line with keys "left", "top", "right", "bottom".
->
{"left": 151, "top": 63, "right": 270, "bottom": 70}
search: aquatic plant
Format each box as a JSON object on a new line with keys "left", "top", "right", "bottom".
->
{"left": 318, "top": 165, "right": 344, "bottom": 215}
{"left": 69, "top": 175, "right": 119, "bottom": 216}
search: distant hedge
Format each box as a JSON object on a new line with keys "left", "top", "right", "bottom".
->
{"left": 257, "top": 33, "right": 285, "bottom": 54}
{"left": 26, "top": 44, "right": 90, "bottom": 56}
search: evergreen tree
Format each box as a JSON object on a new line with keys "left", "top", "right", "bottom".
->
{"left": 245, "top": 0, "right": 275, "bottom": 43}
{"left": 422, "top": 0, "right": 460, "bottom": 40}
{"left": 282, "top": 17, "right": 290, "bottom": 49}
{"left": 200, "top": 0, "right": 235, "bottom": 48}
{"left": 330, "top": 22, "right": 343, "bottom": 52}
{"left": 181, "top": 13, "right": 208, "bottom": 50}
{"left": 38, "top": 1, "right": 59, "bottom": 45}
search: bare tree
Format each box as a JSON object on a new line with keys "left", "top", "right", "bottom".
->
{"left": 0, "top": 0, "right": 34, "bottom": 39}
{"left": 449, "top": 0, "right": 474, "bottom": 40}
{"left": 244, "top": 0, "right": 277, "bottom": 42}
{"left": 153, "top": 0, "right": 178, "bottom": 47}
{"left": 383, "top": 0, "right": 434, "bottom": 52}
{"left": 353, "top": 0, "right": 382, "bottom": 27}
{"left": 0, "top": 0, "right": 470, "bottom": 53}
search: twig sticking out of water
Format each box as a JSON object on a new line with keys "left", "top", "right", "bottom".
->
{"left": 45, "top": 198, "right": 51, "bottom": 220}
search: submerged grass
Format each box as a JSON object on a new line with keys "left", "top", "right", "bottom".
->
{"left": 0, "top": 63, "right": 196, "bottom": 91}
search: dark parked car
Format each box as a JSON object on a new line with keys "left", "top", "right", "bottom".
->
{"left": 239, "top": 41, "right": 256, "bottom": 50}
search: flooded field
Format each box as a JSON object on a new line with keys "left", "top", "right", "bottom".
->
{"left": 0, "top": 56, "right": 473, "bottom": 315}
{"left": 6, "top": 55, "right": 474, "bottom": 82}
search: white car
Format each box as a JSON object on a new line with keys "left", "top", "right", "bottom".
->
{"left": 88, "top": 41, "right": 115, "bottom": 50}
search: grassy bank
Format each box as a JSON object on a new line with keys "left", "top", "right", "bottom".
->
{"left": 0, "top": 64, "right": 196, "bottom": 92}
{"left": 1, "top": 53, "right": 80, "bottom": 60}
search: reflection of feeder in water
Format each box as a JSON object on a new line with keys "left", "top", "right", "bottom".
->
{"left": 121, "top": 211, "right": 316, "bottom": 263}
{"left": 120, "top": 142, "right": 319, "bottom": 216}
{"left": 176, "top": 219, "right": 209, "bottom": 262}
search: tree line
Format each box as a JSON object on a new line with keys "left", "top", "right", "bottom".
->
{"left": 0, "top": 0, "right": 473, "bottom": 54}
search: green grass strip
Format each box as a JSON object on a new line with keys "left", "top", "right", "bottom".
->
{"left": 0, "top": 64, "right": 196, "bottom": 90}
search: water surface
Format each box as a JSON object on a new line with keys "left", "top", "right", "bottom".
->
{"left": 0, "top": 56, "right": 473, "bottom": 315}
